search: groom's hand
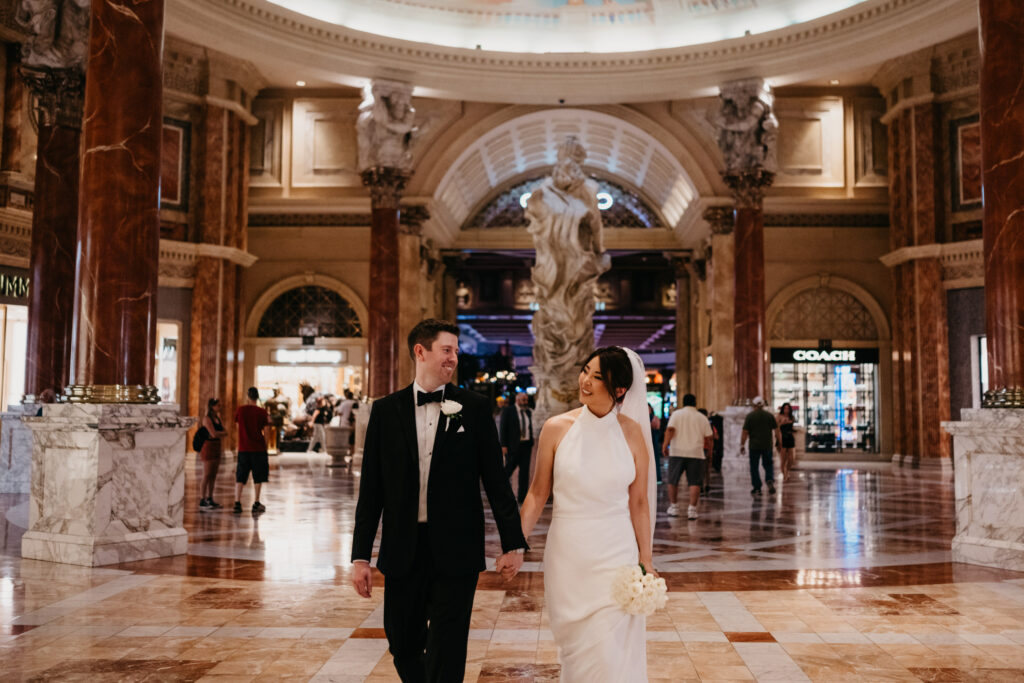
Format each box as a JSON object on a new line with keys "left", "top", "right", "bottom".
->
{"left": 352, "top": 561, "right": 373, "bottom": 598}
{"left": 496, "top": 551, "right": 524, "bottom": 582}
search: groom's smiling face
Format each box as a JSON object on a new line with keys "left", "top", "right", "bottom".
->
{"left": 415, "top": 331, "right": 459, "bottom": 389}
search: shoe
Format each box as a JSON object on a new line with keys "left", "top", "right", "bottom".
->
{"left": 687, "top": 505, "right": 698, "bottom": 520}
{"left": 207, "top": 500, "right": 222, "bottom": 509}
{"left": 199, "top": 498, "right": 210, "bottom": 509}
{"left": 252, "top": 501, "right": 266, "bottom": 513}
{"left": 751, "top": 488, "right": 762, "bottom": 496}
{"left": 768, "top": 483, "right": 777, "bottom": 494}
{"left": 666, "top": 504, "right": 681, "bottom": 517}
{"left": 232, "top": 501, "right": 242, "bottom": 514}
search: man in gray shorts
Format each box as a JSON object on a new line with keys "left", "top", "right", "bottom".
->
{"left": 662, "top": 393, "right": 713, "bottom": 520}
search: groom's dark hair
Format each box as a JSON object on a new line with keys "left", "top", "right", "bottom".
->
{"left": 408, "top": 319, "right": 460, "bottom": 359}
{"left": 582, "top": 346, "right": 633, "bottom": 404}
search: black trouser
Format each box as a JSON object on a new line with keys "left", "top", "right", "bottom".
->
{"left": 504, "top": 441, "right": 533, "bottom": 504}
{"left": 383, "top": 524, "right": 478, "bottom": 683}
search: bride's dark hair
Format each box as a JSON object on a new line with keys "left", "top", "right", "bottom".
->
{"left": 582, "top": 346, "right": 633, "bottom": 404}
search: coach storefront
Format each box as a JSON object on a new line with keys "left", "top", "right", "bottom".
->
{"left": 770, "top": 347, "right": 882, "bottom": 455}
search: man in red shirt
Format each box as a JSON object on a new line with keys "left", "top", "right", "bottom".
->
{"left": 234, "top": 386, "right": 271, "bottom": 514}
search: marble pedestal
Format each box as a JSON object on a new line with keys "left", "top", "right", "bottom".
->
{"left": 0, "top": 404, "right": 38, "bottom": 493}
{"left": 943, "top": 408, "right": 1024, "bottom": 571}
{"left": 21, "top": 403, "right": 195, "bottom": 567}
{"left": 723, "top": 405, "right": 748, "bottom": 462}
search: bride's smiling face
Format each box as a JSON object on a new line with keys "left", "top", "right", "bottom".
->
{"left": 579, "top": 359, "right": 615, "bottom": 413}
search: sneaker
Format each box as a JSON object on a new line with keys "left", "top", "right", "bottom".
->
{"left": 207, "top": 500, "right": 222, "bottom": 509}
{"left": 768, "top": 483, "right": 777, "bottom": 494}
{"left": 199, "top": 498, "right": 211, "bottom": 509}
{"left": 687, "top": 505, "right": 698, "bottom": 520}
{"left": 751, "top": 488, "right": 762, "bottom": 496}
{"left": 232, "top": 501, "right": 242, "bottom": 514}
{"left": 252, "top": 501, "right": 266, "bottom": 513}
{"left": 666, "top": 504, "right": 681, "bottom": 517}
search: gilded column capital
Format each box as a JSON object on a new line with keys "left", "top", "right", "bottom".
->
{"left": 20, "top": 65, "right": 84, "bottom": 129}
{"left": 361, "top": 167, "right": 410, "bottom": 210}
{"left": 703, "top": 206, "right": 735, "bottom": 235}
{"left": 722, "top": 169, "right": 775, "bottom": 210}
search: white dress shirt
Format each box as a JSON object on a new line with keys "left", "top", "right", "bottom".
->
{"left": 413, "top": 381, "right": 444, "bottom": 522}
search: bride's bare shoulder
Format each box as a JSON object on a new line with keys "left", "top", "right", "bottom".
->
{"left": 540, "top": 408, "right": 581, "bottom": 437}
{"left": 616, "top": 412, "right": 640, "bottom": 432}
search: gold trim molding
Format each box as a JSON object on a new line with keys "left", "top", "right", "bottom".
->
{"left": 63, "top": 385, "right": 161, "bottom": 404}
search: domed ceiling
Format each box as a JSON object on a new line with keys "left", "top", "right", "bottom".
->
{"left": 266, "top": 0, "right": 870, "bottom": 53}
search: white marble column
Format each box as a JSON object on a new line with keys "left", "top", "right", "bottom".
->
{"left": 21, "top": 404, "right": 194, "bottom": 567}
{"left": 944, "top": 409, "right": 1024, "bottom": 571}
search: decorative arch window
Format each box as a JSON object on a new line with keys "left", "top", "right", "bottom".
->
{"left": 770, "top": 287, "right": 878, "bottom": 341}
{"left": 465, "top": 176, "right": 663, "bottom": 230}
{"left": 256, "top": 286, "right": 362, "bottom": 338}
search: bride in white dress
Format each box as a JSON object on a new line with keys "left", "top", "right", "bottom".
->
{"left": 517, "top": 346, "right": 657, "bottom": 682}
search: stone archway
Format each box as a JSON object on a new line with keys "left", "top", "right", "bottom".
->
{"left": 767, "top": 276, "right": 890, "bottom": 343}
{"left": 245, "top": 274, "right": 369, "bottom": 339}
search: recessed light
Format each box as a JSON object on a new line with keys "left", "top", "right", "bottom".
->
{"left": 296, "top": 80, "right": 307, "bottom": 87}
{"left": 829, "top": 79, "right": 840, "bottom": 85}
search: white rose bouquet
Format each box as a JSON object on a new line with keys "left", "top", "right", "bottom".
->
{"left": 612, "top": 563, "right": 667, "bottom": 616}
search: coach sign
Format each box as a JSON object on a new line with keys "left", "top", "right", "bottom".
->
{"left": 770, "top": 347, "right": 880, "bottom": 363}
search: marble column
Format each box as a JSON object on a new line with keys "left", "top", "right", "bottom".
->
{"left": 705, "top": 207, "right": 735, "bottom": 414}
{"left": 188, "top": 105, "right": 250, "bottom": 437}
{"left": 725, "top": 172, "right": 772, "bottom": 405}
{"left": 671, "top": 256, "right": 692, "bottom": 401}
{"left": 979, "top": 0, "right": 1024, "bottom": 408}
{"left": 363, "top": 168, "right": 407, "bottom": 398}
{"left": 21, "top": 68, "right": 83, "bottom": 401}
{"left": 64, "top": 0, "right": 165, "bottom": 402}
{"left": 20, "top": 0, "right": 194, "bottom": 568}
{"left": 1, "top": 45, "right": 24, "bottom": 175}
{"left": 885, "top": 102, "right": 951, "bottom": 463}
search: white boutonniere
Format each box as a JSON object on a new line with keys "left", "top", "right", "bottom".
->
{"left": 440, "top": 400, "right": 463, "bottom": 427}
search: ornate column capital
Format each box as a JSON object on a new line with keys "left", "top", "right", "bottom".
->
{"left": 361, "top": 167, "right": 410, "bottom": 210}
{"left": 667, "top": 253, "right": 691, "bottom": 279}
{"left": 722, "top": 169, "right": 775, "bottom": 210}
{"left": 357, "top": 78, "right": 417, "bottom": 174}
{"left": 20, "top": 66, "right": 84, "bottom": 129}
{"left": 703, "top": 206, "right": 735, "bottom": 235}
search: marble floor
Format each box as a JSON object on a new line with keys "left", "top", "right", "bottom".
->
{"left": 2, "top": 454, "right": 1024, "bottom": 682}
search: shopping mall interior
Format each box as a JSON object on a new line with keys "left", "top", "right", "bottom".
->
{"left": 1, "top": 0, "right": 1023, "bottom": 680}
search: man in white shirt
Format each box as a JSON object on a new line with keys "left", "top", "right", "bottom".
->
{"left": 661, "top": 393, "right": 713, "bottom": 520}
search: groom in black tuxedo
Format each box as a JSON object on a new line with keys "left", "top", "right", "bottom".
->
{"left": 352, "top": 319, "right": 527, "bottom": 683}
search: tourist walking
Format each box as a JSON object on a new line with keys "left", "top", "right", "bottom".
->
{"left": 499, "top": 391, "right": 534, "bottom": 504}
{"left": 777, "top": 402, "right": 797, "bottom": 481}
{"left": 739, "top": 396, "right": 782, "bottom": 495}
{"left": 199, "top": 398, "right": 228, "bottom": 509}
{"left": 662, "top": 393, "right": 713, "bottom": 520}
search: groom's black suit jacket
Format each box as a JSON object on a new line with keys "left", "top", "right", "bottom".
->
{"left": 352, "top": 383, "right": 527, "bottom": 577}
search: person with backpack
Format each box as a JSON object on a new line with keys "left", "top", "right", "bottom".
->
{"left": 196, "top": 398, "right": 228, "bottom": 509}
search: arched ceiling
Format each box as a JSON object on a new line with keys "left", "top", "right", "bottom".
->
{"left": 167, "top": 0, "right": 977, "bottom": 104}
{"left": 264, "top": 0, "right": 870, "bottom": 54}
{"left": 432, "top": 108, "right": 697, "bottom": 234}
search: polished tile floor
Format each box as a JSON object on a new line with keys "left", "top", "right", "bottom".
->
{"left": 2, "top": 454, "right": 1024, "bottom": 681}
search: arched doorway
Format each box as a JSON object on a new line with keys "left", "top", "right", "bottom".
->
{"left": 243, "top": 275, "right": 369, "bottom": 429}
{"left": 766, "top": 276, "right": 892, "bottom": 457}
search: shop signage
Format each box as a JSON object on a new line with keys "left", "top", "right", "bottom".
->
{"left": 771, "top": 347, "right": 879, "bottom": 363}
{"left": 0, "top": 266, "right": 29, "bottom": 305}
{"left": 274, "top": 348, "right": 345, "bottom": 364}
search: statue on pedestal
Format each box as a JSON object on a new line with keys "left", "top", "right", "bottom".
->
{"left": 356, "top": 79, "right": 417, "bottom": 173}
{"left": 527, "top": 136, "right": 610, "bottom": 429}
{"left": 709, "top": 77, "right": 778, "bottom": 177}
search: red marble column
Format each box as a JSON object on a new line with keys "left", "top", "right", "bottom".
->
{"left": 1, "top": 45, "right": 24, "bottom": 174}
{"left": 979, "top": 0, "right": 1024, "bottom": 407}
{"left": 65, "top": 0, "right": 164, "bottom": 402}
{"left": 362, "top": 168, "right": 407, "bottom": 398}
{"left": 725, "top": 171, "right": 772, "bottom": 404}
{"left": 885, "top": 103, "right": 951, "bottom": 460}
{"left": 20, "top": 69, "right": 84, "bottom": 399}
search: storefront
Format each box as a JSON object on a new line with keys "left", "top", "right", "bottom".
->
{"left": 0, "top": 266, "right": 29, "bottom": 411}
{"left": 770, "top": 347, "right": 881, "bottom": 454}
{"left": 249, "top": 343, "right": 366, "bottom": 416}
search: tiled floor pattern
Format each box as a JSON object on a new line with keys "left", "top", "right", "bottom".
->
{"left": 2, "top": 455, "right": 1024, "bottom": 681}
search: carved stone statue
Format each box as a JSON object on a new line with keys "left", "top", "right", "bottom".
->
{"left": 17, "top": 0, "right": 91, "bottom": 71}
{"left": 709, "top": 77, "right": 778, "bottom": 175}
{"left": 527, "top": 136, "right": 610, "bottom": 428}
{"left": 356, "top": 79, "right": 417, "bottom": 172}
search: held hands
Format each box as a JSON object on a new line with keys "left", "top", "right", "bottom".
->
{"left": 351, "top": 561, "right": 373, "bottom": 598}
{"left": 495, "top": 551, "right": 524, "bottom": 582}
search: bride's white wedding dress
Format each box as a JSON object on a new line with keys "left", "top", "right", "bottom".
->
{"left": 544, "top": 404, "right": 647, "bottom": 682}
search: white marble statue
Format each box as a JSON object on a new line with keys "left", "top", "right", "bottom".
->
{"left": 527, "top": 136, "right": 611, "bottom": 428}
{"left": 709, "top": 77, "right": 778, "bottom": 174}
{"left": 356, "top": 79, "right": 417, "bottom": 172}
{"left": 17, "top": 0, "right": 90, "bottom": 70}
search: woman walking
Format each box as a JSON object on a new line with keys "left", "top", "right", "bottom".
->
{"left": 777, "top": 402, "right": 797, "bottom": 482}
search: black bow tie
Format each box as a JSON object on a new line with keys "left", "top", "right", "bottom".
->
{"left": 417, "top": 389, "right": 444, "bottom": 406}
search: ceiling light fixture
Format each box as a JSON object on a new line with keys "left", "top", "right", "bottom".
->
{"left": 296, "top": 80, "right": 307, "bottom": 87}
{"left": 829, "top": 79, "right": 840, "bottom": 85}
